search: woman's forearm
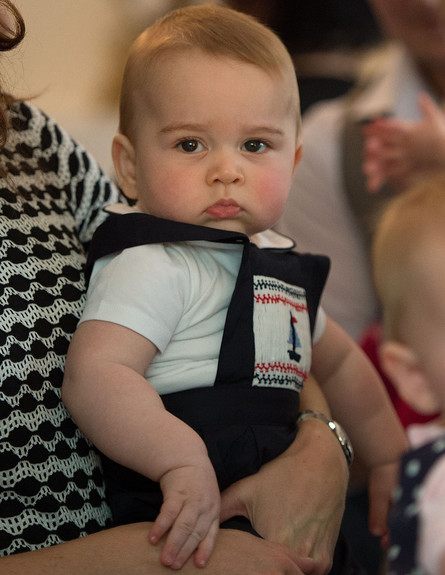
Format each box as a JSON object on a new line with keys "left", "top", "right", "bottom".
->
{"left": 0, "top": 524, "right": 155, "bottom": 575}
{"left": 299, "top": 373, "right": 332, "bottom": 415}
{"left": 0, "top": 524, "right": 303, "bottom": 575}
{"left": 220, "top": 377, "right": 349, "bottom": 574}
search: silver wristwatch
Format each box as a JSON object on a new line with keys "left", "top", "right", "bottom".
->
{"left": 296, "top": 410, "right": 354, "bottom": 467}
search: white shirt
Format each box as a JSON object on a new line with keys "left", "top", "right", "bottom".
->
{"left": 81, "top": 240, "right": 243, "bottom": 394}
{"left": 81, "top": 208, "right": 325, "bottom": 394}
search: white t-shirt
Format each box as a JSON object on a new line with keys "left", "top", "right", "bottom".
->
{"left": 81, "top": 237, "right": 325, "bottom": 395}
{"left": 81, "top": 240, "right": 242, "bottom": 394}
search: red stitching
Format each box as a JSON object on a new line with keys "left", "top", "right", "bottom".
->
{"left": 255, "top": 362, "right": 307, "bottom": 377}
{"left": 254, "top": 294, "right": 307, "bottom": 312}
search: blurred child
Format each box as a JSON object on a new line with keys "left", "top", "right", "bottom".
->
{"left": 62, "top": 4, "right": 407, "bottom": 571}
{"left": 373, "top": 172, "right": 445, "bottom": 574}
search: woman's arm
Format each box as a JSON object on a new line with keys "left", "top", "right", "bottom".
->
{"left": 0, "top": 523, "right": 304, "bottom": 575}
{"left": 220, "top": 375, "right": 350, "bottom": 575}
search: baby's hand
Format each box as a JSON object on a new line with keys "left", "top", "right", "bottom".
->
{"left": 363, "top": 93, "right": 445, "bottom": 193}
{"left": 367, "top": 459, "right": 401, "bottom": 547}
{"left": 149, "top": 460, "right": 221, "bottom": 569}
{"left": 363, "top": 116, "right": 415, "bottom": 193}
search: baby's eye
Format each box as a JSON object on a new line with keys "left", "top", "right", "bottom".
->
{"left": 242, "top": 140, "right": 268, "bottom": 153}
{"left": 177, "top": 139, "right": 204, "bottom": 153}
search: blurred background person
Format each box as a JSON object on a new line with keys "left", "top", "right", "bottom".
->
{"left": 372, "top": 173, "right": 445, "bottom": 575}
{"left": 276, "top": 0, "right": 445, "bottom": 571}
{"left": 276, "top": 0, "right": 445, "bottom": 350}
{"left": 224, "top": 0, "right": 381, "bottom": 114}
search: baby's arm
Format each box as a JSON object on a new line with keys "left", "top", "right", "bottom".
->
{"left": 311, "top": 316, "right": 408, "bottom": 538}
{"left": 363, "top": 93, "right": 445, "bottom": 193}
{"left": 62, "top": 320, "right": 220, "bottom": 570}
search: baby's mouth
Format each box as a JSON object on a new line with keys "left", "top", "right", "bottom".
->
{"left": 205, "top": 199, "right": 241, "bottom": 218}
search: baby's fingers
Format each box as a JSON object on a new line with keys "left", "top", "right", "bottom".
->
{"left": 148, "top": 499, "right": 183, "bottom": 545}
{"left": 162, "top": 507, "right": 219, "bottom": 569}
{"left": 368, "top": 462, "right": 399, "bottom": 540}
{"left": 194, "top": 518, "right": 220, "bottom": 568}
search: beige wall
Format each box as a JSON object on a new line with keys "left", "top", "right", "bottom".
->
{"left": 4, "top": 1, "right": 178, "bottom": 173}
{"left": 4, "top": 1, "right": 212, "bottom": 173}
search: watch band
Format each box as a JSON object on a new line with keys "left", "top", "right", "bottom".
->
{"left": 296, "top": 409, "right": 354, "bottom": 467}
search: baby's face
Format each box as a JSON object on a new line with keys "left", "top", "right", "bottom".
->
{"left": 127, "top": 49, "right": 299, "bottom": 238}
{"left": 400, "top": 238, "right": 445, "bottom": 413}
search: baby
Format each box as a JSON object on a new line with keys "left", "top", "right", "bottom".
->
{"left": 373, "top": 172, "right": 445, "bottom": 574}
{"left": 62, "top": 4, "right": 407, "bottom": 570}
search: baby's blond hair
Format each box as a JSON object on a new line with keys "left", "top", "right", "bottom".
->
{"left": 118, "top": 3, "right": 300, "bottom": 141}
{"left": 373, "top": 172, "right": 445, "bottom": 340}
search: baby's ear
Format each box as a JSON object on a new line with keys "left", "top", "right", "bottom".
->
{"left": 112, "top": 133, "right": 138, "bottom": 200}
{"left": 292, "top": 145, "right": 302, "bottom": 174}
{"left": 379, "top": 341, "right": 438, "bottom": 415}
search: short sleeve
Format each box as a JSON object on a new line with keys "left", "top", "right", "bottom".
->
{"left": 80, "top": 244, "right": 186, "bottom": 352}
{"left": 313, "top": 307, "right": 326, "bottom": 344}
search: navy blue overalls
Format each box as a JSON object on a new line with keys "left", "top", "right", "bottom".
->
{"left": 85, "top": 212, "right": 330, "bottom": 531}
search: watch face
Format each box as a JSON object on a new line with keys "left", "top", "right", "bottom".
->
{"left": 331, "top": 421, "right": 354, "bottom": 466}
{"left": 336, "top": 424, "right": 347, "bottom": 441}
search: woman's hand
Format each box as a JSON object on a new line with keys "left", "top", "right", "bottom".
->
{"left": 205, "top": 529, "right": 305, "bottom": 575}
{"left": 220, "top": 416, "right": 349, "bottom": 575}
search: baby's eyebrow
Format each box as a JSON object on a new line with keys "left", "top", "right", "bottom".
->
{"left": 160, "top": 123, "right": 285, "bottom": 136}
{"left": 245, "top": 126, "right": 285, "bottom": 137}
{"left": 160, "top": 123, "right": 206, "bottom": 134}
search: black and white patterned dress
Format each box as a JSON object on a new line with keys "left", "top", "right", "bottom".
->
{"left": 0, "top": 101, "right": 118, "bottom": 555}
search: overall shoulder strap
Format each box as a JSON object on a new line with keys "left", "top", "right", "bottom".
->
{"left": 85, "top": 212, "right": 247, "bottom": 280}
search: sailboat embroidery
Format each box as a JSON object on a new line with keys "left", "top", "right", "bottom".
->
{"left": 287, "top": 311, "right": 301, "bottom": 362}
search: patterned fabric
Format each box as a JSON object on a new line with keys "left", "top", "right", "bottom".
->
{"left": 0, "top": 101, "right": 117, "bottom": 555}
{"left": 387, "top": 436, "right": 445, "bottom": 575}
{"left": 253, "top": 275, "right": 311, "bottom": 391}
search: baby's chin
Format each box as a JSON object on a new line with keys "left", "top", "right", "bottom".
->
{"left": 166, "top": 213, "right": 259, "bottom": 237}
{"left": 200, "top": 220, "right": 253, "bottom": 236}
